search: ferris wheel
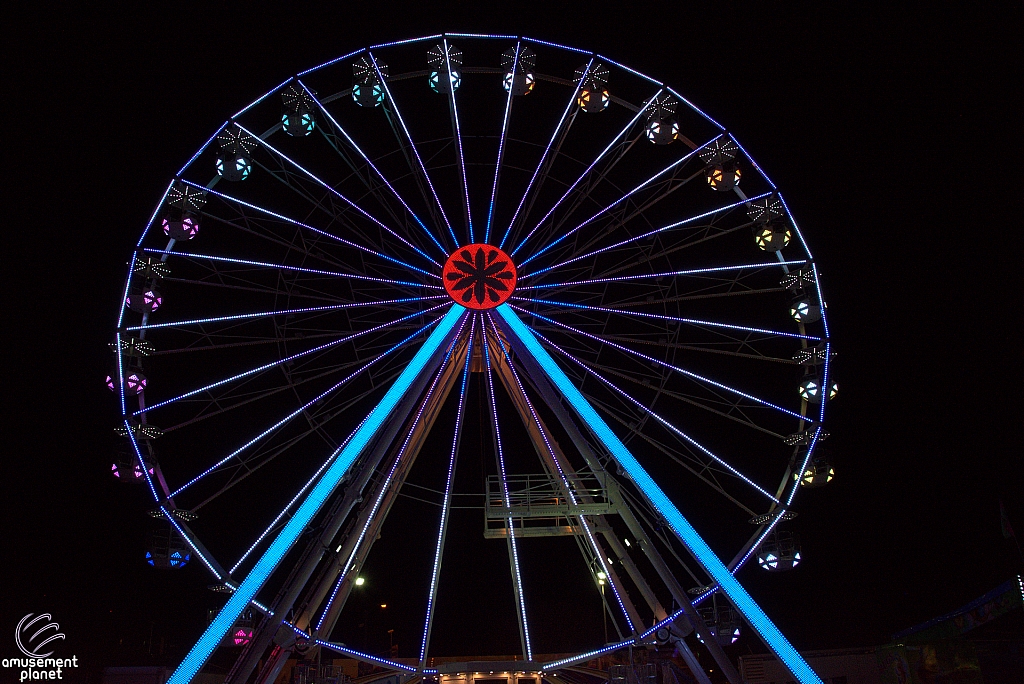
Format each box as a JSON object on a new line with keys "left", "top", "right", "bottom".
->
{"left": 111, "top": 33, "right": 835, "bottom": 684}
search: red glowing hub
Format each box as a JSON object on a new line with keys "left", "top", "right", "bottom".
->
{"left": 442, "top": 244, "right": 517, "bottom": 310}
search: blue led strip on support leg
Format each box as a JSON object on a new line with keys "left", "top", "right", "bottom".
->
{"left": 167, "top": 305, "right": 467, "bottom": 684}
{"left": 495, "top": 304, "right": 823, "bottom": 684}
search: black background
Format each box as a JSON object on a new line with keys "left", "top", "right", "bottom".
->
{"left": 4, "top": 1, "right": 1022, "bottom": 679}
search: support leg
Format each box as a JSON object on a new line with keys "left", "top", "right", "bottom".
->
{"left": 167, "top": 306, "right": 467, "bottom": 684}
{"left": 494, "top": 304, "right": 821, "bottom": 684}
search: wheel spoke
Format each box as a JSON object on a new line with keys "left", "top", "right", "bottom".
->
{"left": 511, "top": 89, "right": 661, "bottom": 255}
{"left": 165, "top": 316, "right": 444, "bottom": 500}
{"left": 298, "top": 80, "right": 450, "bottom": 260}
{"left": 518, "top": 260, "right": 806, "bottom": 291}
{"left": 140, "top": 303, "right": 448, "bottom": 416}
{"left": 482, "top": 318, "right": 532, "bottom": 660}
{"left": 126, "top": 296, "right": 443, "bottom": 332}
{"left": 315, "top": 311, "right": 472, "bottom": 629}
{"left": 369, "top": 51, "right": 460, "bottom": 247}
{"left": 511, "top": 306, "right": 810, "bottom": 421}
{"left": 442, "top": 38, "right": 474, "bottom": 243}
{"left": 498, "top": 57, "right": 593, "bottom": 250}
{"left": 143, "top": 248, "right": 441, "bottom": 290}
{"left": 521, "top": 191, "right": 772, "bottom": 279}
{"left": 160, "top": 358, "right": 398, "bottom": 436}
{"left": 535, "top": 330, "right": 781, "bottom": 502}
{"left": 182, "top": 180, "right": 439, "bottom": 278}
{"left": 484, "top": 41, "right": 520, "bottom": 244}
{"left": 514, "top": 297, "right": 818, "bottom": 341}
{"left": 233, "top": 123, "right": 442, "bottom": 267}
{"left": 516, "top": 137, "right": 717, "bottom": 267}
{"left": 419, "top": 314, "right": 475, "bottom": 665}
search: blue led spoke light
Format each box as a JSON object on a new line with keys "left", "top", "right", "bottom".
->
{"left": 127, "top": 296, "right": 444, "bottom": 332}
{"left": 512, "top": 296, "right": 818, "bottom": 341}
{"left": 512, "top": 306, "right": 811, "bottom": 421}
{"left": 141, "top": 302, "right": 449, "bottom": 416}
{"left": 514, "top": 92, "right": 661, "bottom": 254}
{"left": 517, "top": 260, "right": 806, "bottom": 291}
{"left": 533, "top": 330, "right": 779, "bottom": 502}
{"left": 179, "top": 180, "right": 439, "bottom": 275}
{"left": 443, "top": 38, "right": 474, "bottom": 244}
{"left": 167, "top": 305, "right": 467, "bottom": 684}
{"left": 522, "top": 191, "right": 768, "bottom": 279}
{"left": 499, "top": 57, "right": 594, "bottom": 250}
{"left": 143, "top": 248, "right": 442, "bottom": 291}
{"left": 174, "top": 317, "right": 442, "bottom": 502}
{"left": 485, "top": 41, "right": 519, "bottom": 243}
{"left": 233, "top": 122, "right": 441, "bottom": 263}
{"left": 296, "top": 81, "right": 446, "bottom": 261}
{"left": 495, "top": 304, "right": 822, "bottom": 684}
{"left": 516, "top": 141, "right": 714, "bottom": 265}
{"left": 368, "top": 52, "right": 459, "bottom": 248}
{"left": 420, "top": 316, "right": 476, "bottom": 663}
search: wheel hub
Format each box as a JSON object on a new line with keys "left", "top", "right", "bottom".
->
{"left": 442, "top": 244, "right": 517, "bottom": 309}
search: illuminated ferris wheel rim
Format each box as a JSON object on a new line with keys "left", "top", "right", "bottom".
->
{"left": 112, "top": 32, "right": 833, "bottom": 684}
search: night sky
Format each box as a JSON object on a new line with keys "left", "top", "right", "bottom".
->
{"left": 5, "top": 2, "right": 1022, "bottom": 680}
